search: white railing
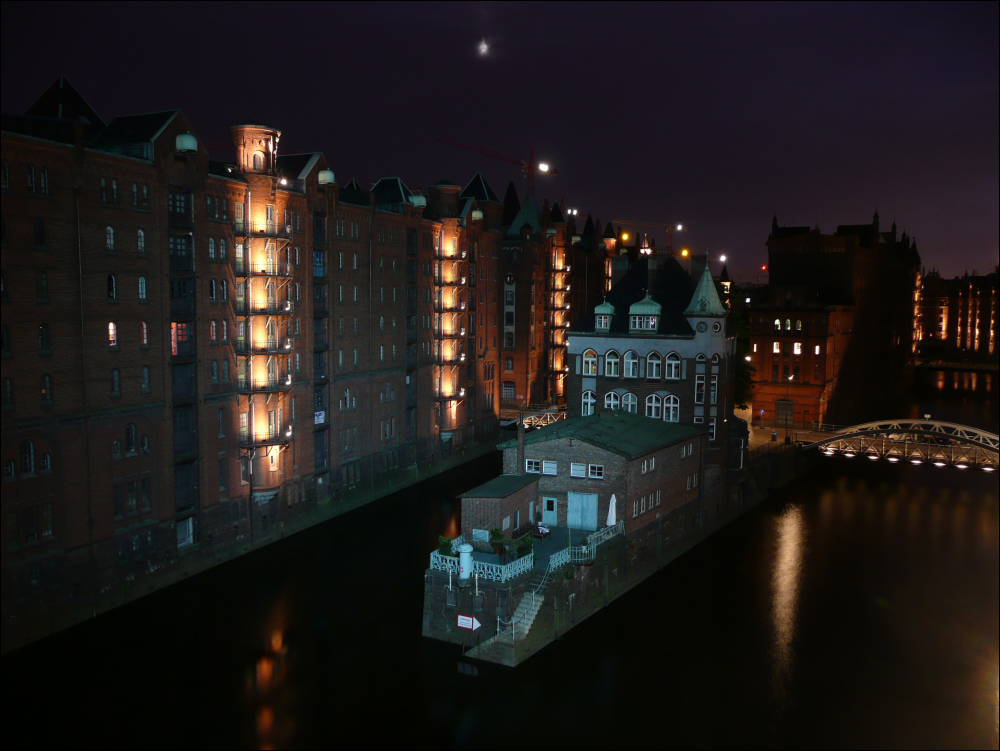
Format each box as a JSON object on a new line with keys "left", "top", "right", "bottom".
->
{"left": 429, "top": 550, "right": 459, "bottom": 573}
{"left": 568, "top": 520, "right": 624, "bottom": 565}
{"left": 449, "top": 535, "right": 465, "bottom": 554}
{"left": 548, "top": 548, "right": 571, "bottom": 569}
{"left": 474, "top": 551, "right": 534, "bottom": 582}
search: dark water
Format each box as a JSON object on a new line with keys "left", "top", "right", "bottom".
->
{"left": 2, "top": 370, "right": 997, "bottom": 749}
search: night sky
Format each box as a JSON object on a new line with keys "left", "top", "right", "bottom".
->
{"left": 2, "top": 1, "right": 996, "bottom": 279}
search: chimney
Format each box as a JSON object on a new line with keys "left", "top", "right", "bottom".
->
{"left": 516, "top": 420, "right": 526, "bottom": 474}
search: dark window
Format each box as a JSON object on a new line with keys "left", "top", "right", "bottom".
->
{"left": 34, "top": 218, "right": 45, "bottom": 246}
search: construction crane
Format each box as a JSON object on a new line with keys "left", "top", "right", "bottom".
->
{"left": 436, "top": 137, "right": 558, "bottom": 196}
{"left": 611, "top": 219, "right": 689, "bottom": 255}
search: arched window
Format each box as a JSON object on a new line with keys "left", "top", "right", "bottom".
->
{"left": 605, "top": 350, "right": 620, "bottom": 377}
{"left": 140, "top": 321, "right": 148, "bottom": 346}
{"left": 645, "top": 394, "right": 662, "bottom": 419}
{"left": 208, "top": 238, "right": 216, "bottom": 259}
{"left": 137, "top": 229, "right": 145, "bottom": 255}
{"left": 111, "top": 179, "right": 118, "bottom": 203}
{"left": 647, "top": 353, "right": 662, "bottom": 379}
{"left": 140, "top": 366, "right": 150, "bottom": 393}
{"left": 711, "top": 353, "right": 720, "bottom": 363}
{"left": 106, "top": 226, "right": 115, "bottom": 252}
{"left": 582, "top": 349, "right": 597, "bottom": 376}
{"left": 140, "top": 434, "right": 150, "bottom": 453}
{"left": 211, "top": 320, "right": 218, "bottom": 341}
{"left": 785, "top": 319, "right": 792, "bottom": 331}
{"left": 222, "top": 360, "right": 230, "bottom": 382}
{"left": 40, "top": 168, "right": 49, "bottom": 195}
{"left": 665, "top": 352, "right": 681, "bottom": 380}
{"left": 21, "top": 440, "right": 35, "bottom": 472}
{"left": 209, "top": 279, "right": 217, "bottom": 300}
{"left": 605, "top": 391, "right": 620, "bottom": 410}
{"left": 132, "top": 182, "right": 138, "bottom": 207}
{"left": 27, "top": 166, "right": 35, "bottom": 192}
{"left": 138, "top": 276, "right": 147, "bottom": 301}
{"left": 110, "top": 369, "right": 120, "bottom": 394}
{"left": 253, "top": 153, "right": 264, "bottom": 171}
{"left": 622, "top": 392, "right": 637, "bottom": 413}
{"left": 107, "top": 274, "right": 116, "bottom": 299}
{"left": 211, "top": 360, "right": 219, "bottom": 383}
{"left": 696, "top": 353, "right": 707, "bottom": 362}
{"left": 624, "top": 351, "right": 639, "bottom": 378}
{"left": 221, "top": 320, "right": 228, "bottom": 341}
{"left": 40, "top": 453, "right": 51, "bottom": 472}
{"left": 774, "top": 318, "right": 781, "bottom": 331}
{"left": 40, "top": 374, "right": 52, "bottom": 403}
{"left": 34, "top": 218, "right": 45, "bottom": 245}
{"left": 108, "top": 321, "right": 117, "bottom": 346}
{"left": 220, "top": 279, "right": 228, "bottom": 301}
{"left": 219, "top": 239, "right": 227, "bottom": 259}
{"left": 126, "top": 423, "right": 136, "bottom": 454}
{"left": 112, "top": 440, "right": 121, "bottom": 459}
{"left": 664, "top": 394, "right": 680, "bottom": 422}
{"left": 795, "top": 319, "right": 802, "bottom": 331}
{"left": 582, "top": 390, "right": 596, "bottom": 416}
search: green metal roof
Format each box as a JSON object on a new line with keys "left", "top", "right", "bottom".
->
{"left": 684, "top": 266, "right": 727, "bottom": 316}
{"left": 594, "top": 299, "right": 616, "bottom": 316}
{"left": 497, "top": 410, "right": 704, "bottom": 460}
{"left": 629, "top": 294, "right": 662, "bottom": 316}
{"left": 460, "top": 473, "right": 539, "bottom": 498}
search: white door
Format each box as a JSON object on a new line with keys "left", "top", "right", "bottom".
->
{"left": 567, "top": 492, "right": 598, "bottom": 531}
{"left": 541, "top": 497, "right": 558, "bottom": 526}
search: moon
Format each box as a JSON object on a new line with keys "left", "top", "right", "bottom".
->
{"left": 478, "top": 39, "right": 488, "bottom": 56}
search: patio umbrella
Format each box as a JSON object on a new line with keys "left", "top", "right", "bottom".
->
{"left": 607, "top": 494, "right": 617, "bottom": 527}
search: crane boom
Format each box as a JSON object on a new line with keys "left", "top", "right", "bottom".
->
{"left": 436, "top": 136, "right": 557, "bottom": 195}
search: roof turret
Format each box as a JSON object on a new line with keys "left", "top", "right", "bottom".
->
{"left": 684, "top": 266, "right": 727, "bottom": 316}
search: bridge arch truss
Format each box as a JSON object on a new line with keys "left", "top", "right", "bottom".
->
{"left": 802, "top": 420, "right": 998, "bottom": 470}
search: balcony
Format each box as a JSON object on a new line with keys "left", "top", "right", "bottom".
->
{"left": 433, "top": 275, "right": 464, "bottom": 287}
{"left": 239, "top": 423, "right": 293, "bottom": 448}
{"left": 433, "top": 327, "right": 466, "bottom": 339}
{"left": 438, "top": 352, "right": 467, "bottom": 365}
{"left": 436, "top": 388, "right": 466, "bottom": 401}
{"left": 233, "top": 221, "right": 292, "bottom": 240}
{"left": 434, "top": 300, "right": 467, "bottom": 313}
{"left": 232, "top": 337, "right": 294, "bottom": 355}
{"left": 232, "top": 259, "right": 294, "bottom": 278}
{"left": 233, "top": 299, "right": 295, "bottom": 316}
{"left": 237, "top": 375, "right": 295, "bottom": 394}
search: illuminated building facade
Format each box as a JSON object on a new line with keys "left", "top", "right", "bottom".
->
{"left": 916, "top": 269, "right": 997, "bottom": 357}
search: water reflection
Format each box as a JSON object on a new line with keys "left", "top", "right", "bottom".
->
{"left": 248, "top": 627, "right": 290, "bottom": 749}
{"left": 771, "top": 503, "right": 805, "bottom": 704}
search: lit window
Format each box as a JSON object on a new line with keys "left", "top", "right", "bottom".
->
{"left": 582, "top": 349, "right": 597, "bottom": 376}
{"left": 793, "top": 342, "right": 802, "bottom": 355}
{"left": 106, "top": 226, "right": 115, "bottom": 252}
{"left": 108, "top": 321, "right": 118, "bottom": 346}
{"left": 595, "top": 314, "right": 609, "bottom": 330}
{"left": 140, "top": 321, "right": 148, "bottom": 345}
{"left": 605, "top": 351, "right": 620, "bottom": 377}
{"left": 814, "top": 345, "right": 820, "bottom": 355}
{"left": 138, "top": 276, "right": 147, "bottom": 301}
{"left": 773, "top": 341, "right": 780, "bottom": 354}
{"left": 774, "top": 319, "right": 781, "bottom": 331}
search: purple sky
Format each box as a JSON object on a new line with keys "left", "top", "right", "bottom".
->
{"left": 3, "top": 1, "right": 997, "bottom": 279}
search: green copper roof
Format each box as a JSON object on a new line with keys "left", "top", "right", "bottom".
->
{"left": 629, "top": 294, "right": 662, "bottom": 316}
{"left": 497, "top": 410, "right": 704, "bottom": 460}
{"left": 460, "top": 473, "right": 538, "bottom": 498}
{"left": 594, "top": 299, "right": 616, "bottom": 316}
{"left": 684, "top": 266, "right": 727, "bottom": 316}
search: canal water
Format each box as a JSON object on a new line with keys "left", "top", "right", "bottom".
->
{"left": 2, "top": 369, "right": 997, "bottom": 749}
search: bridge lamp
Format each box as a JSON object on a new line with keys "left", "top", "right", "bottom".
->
{"left": 983, "top": 467, "right": 995, "bottom": 472}
{"left": 933, "top": 461, "right": 946, "bottom": 467}
{"left": 867, "top": 454, "right": 878, "bottom": 460}
{"left": 843, "top": 452, "right": 855, "bottom": 458}
{"left": 910, "top": 459, "right": 922, "bottom": 465}
{"left": 887, "top": 457, "right": 899, "bottom": 462}
{"left": 823, "top": 450, "right": 835, "bottom": 456}
{"left": 955, "top": 464, "right": 968, "bottom": 469}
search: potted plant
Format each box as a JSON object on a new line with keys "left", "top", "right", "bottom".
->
{"left": 437, "top": 535, "right": 453, "bottom": 557}
{"left": 489, "top": 528, "right": 504, "bottom": 554}
{"left": 515, "top": 535, "right": 533, "bottom": 559}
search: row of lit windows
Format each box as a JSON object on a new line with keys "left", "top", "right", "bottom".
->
{"left": 774, "top": 318, "right": 804, "bottom": 332}
{"left": 753, "top": 342, "right": 822, "bottom": 356}
{"left": 104, "top": 227, "right": 148, "bottom": 254}
{"left": 582, "top": 350, "right": 719, "bottom": 379}
{"left": 2, "top": 162, "right": 50, "bottom": 195}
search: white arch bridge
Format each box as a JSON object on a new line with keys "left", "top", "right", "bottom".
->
{"left": 800, "top": 420, "right": 998, "bottom": 471}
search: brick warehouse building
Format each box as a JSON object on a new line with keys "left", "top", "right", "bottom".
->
{"left": 0, "top": 78, "right": 617, "bottom": 618}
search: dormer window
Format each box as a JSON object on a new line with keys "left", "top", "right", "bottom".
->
{"left": 596, "top": 314, "right": 610, "bottom": 330}
{"left": 630, "top": 315, "right": 657, "bottom": 331}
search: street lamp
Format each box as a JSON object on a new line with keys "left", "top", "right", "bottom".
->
{"left": 784, "top": 374, "right": 794, "bottom": 443}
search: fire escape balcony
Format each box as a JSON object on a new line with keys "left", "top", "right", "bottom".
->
{"left": 237, "top": 375, "right": 295, "bottom": 394}
{"left": 435, "top": 388, "right": 466, "bottom": 401}
{"left": 232, "top": 221, "right": 293, "bottom": 241}
{"left": 232, "top": 337, "right": 294, "bottom": 355}
{"left": 232, "top": 259, "right": 294, "bottom": 278}
{"left": 238, "top": 423, "right": 293, "bottom": 448}
{"left": 233, "top": 299, "right": 295, "bottom": 316}
{"left": 433, "top": 327, "right": 467, "bottom": 339}
{"left": 433, "top": 275, "right": 466, "bottom": 288}
{"left": 438, "top": 352, "right": 467, "bottom": 365}
{"left": 433, "top": 300, "right": 467, "bottom": 312}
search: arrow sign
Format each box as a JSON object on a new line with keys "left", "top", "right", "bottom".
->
{"left": 457, "top": 614, "right": 481, "bottom": 631}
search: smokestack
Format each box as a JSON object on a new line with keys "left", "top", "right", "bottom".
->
{"left": 516, "top": 419, "right": 526, "bottom": 474}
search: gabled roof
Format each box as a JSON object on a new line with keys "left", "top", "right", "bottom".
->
{"left": 25, "top": 76, "right": 105, "bottom": 130}
{"left": 684, "top": 266, "right": 727, "bottom": 316}
{"left": 572, "top": 255, "right": 696, "bottom": 337}
{"left": 93, "top": 110, "right": 180, "bottom": 149}
{"left": 339, "top": 178, "right": 370, "bottom": 206}
{"left": 502, "top": 181, "right": 521, "bottom": 226}
{"left": 460, "top": 172, "right": 500, "bottom": 203}
{"left": 504, "top": 194, "right": 544, "bottom": 238}
{"left": 496, "top": 410, "right": 703, "bottom": 460}
{"left": 371, "top": 176, "right": 413, "bottom": 205}
{"left": 276, "top": 152, "right": 321, "bottom": 182}
{"left": 550, "top": 203, "right": 565, "bottom": 223}
{"left": 603, "top": 222, "right": 617, "bottom": 239}
{"left": 460, "top": 473, "right": 538, "bottom": 499}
